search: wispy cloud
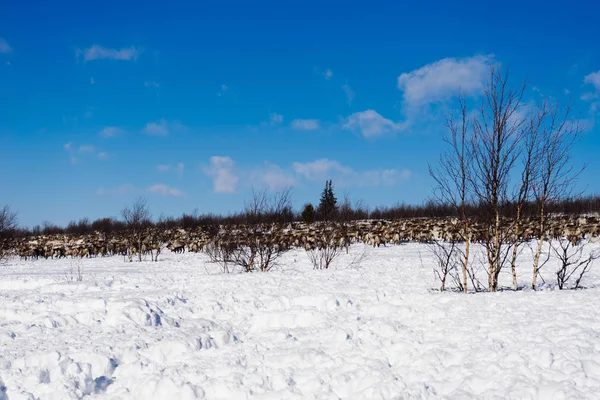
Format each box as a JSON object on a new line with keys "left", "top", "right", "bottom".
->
{"left": 582, "top": 70, "right": 600, "bottom": 116}
{"left": 0, "top": 38, "right": 12, "bottom": 54}
{"left": 250, "top": 162, "right": 296, "bottom": 191}
{"left": 148, "top": 184, "right": 185, "bottom": 197}
{"left": 64, "top": 142, "right": 108, "bottom": 163}
{"left": 156, "top": 163, "right": 184, "bottom": 179}
{"left": 142, "top": 119, "right": 185, "bottom": 136}
{"left": 100, "top": 126, "right": 124, "bottom": 138}
{"left": 78, "top": 45, "right": 142, "bottom": 62}
{"left": 217, "top": 84, "right": 228, "bottom": 97}
{"left": 314, "top": 67, "right": 333, "bottom": 80}
{"left": 290, "top": 119, "right": 320, "bottom": 130}
{"left": 203, "top": 156, "right": 239, "bottom": 194}
{"left": 144, "top": 81, "right": 160, "bottom": 88}
{"left": 343, "top": 110, "right": 407, "bottom": 138}
{"left": 90, "top": 77, "right": 95, "bottom": 85}
{"left": 342, "top": 82, "right": 355, "bottom": 105}
{"left": 397, "top": 55, "right": 493, "bottom": 110}
{"left": 292, "top": 158, "right": 410, "bottom": 187}
{"left": 269, "top": 113, "right": 284, "bottom": 126}
{"left": 78, "top": 145, "right": 95, "bottom": 153}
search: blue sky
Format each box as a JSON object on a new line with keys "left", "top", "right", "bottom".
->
{"left": 1, "top": 0, "right": 600, "bottom": 227}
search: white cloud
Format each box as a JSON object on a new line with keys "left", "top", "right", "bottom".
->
{"left": 177, "top": 162, "right": 184, "bottom": 179}
{"left": 96, "top": 184, "right": 136, "bottom": 196}
{"left": 100, "top": 126, "right": 124, "bottom": 138}
{"left": 343, "top": 110, "right": 406, "bottom": 138}
{"left": 63, "top": 142, "right": 72, "bottom": 151}
{"left": 270, "top": 113, "right": 284, "bottom": 126}
{"left": 203, "top": 156, "right": 239, "bottom": 194}
{"left": 397, "top": 55, "right": 493, "bottom": 109}
{"left": 291, "top": 119, "right": 320, "bottom": 130}
{"left": 582, "top": 71, "right": 600, "bottom": 109}
{"left": 250, "top": 162, "right": 295, "bottom": 191}
{"left": 584, "top": 71, "right": 600, "bottom": 91}
{"left": 292, "top": 158, "right": 410, "bottom": 187}
{"left": 144, "top": 81, "right": 160, "bottom": 88}
{"left": 292, "top": 159, "right": 352, "bottom": 181}
{"left": 342, "top": 82, "right": 355, "bottom": 105}
{"left": 157, "top": 164, "right": 171, "bottom": 172}
{"left": 142, "top": 119, "right": 185, "bottom": 136}
{"left": 0, "top": 38, "right": 12, "bottom": 54}
{"left": 97, "top": 152, "right": 108, "bottom": 160}
{"left": 90, "top": 77, "right": 95, "bottom": 85}
{"left": 80, "top": 45, "right": 141, "bottom": 62}
{"left": 148, "top": 184, "right": 185, "bottom": 197}
{"left": 325, "top": 68, "right": 333, "bottom": 80}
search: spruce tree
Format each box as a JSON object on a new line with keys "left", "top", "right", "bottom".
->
{"left": 317, "top": 180, "right": 337, "bottom": 220}
{"left": 301, "top": 203, "right": 316, "bottom": 224}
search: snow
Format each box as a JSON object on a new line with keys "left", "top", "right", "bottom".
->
{"left": 1, "top": 243, "right": 600, "bottom": 399}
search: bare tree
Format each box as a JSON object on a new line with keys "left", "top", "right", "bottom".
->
{"left": 429, "top": 92, "right": 472, "bottom": 293}
{"left": 508, "top": 108, "right": 540, "bottom": 290}
{"left": 470, "top": 67, "right": 526, "bottom": 292}
{"left": 531, "top": 101, "right": 582, "bottom": 289}
{"left": 0, "top": 205, "right": 18, "bottom": 262}
{"left": 121, "top": 197, "right": 152, "bottom": 262}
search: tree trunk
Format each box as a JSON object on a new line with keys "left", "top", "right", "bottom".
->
{"left": 532, "top": 201, "right": 546, "bottom": 290}
{"left": 509, "top": 207, "right": 523, "bottom": 291}
{"left": 462, "top": 219, "right": 469, "bottom": 293}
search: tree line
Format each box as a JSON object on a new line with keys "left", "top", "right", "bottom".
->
{"left": 3, "top": 192, "right": 600, "bottom": 240}
{"left": 2, "top": 190, "right": 600, "bottom": 241}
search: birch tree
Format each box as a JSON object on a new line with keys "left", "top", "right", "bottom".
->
{"left": 470, "top": 67, "right": 526, "bottom": 292}
{"left": 429, "top": 92, "right": 471, "bottom": 293}
{"left": 531, "top": 101, "right": 582, "bottom": 289}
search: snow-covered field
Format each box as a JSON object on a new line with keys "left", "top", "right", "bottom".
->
{"left": 1, "top": 243, "right": 600, "bottom": 399}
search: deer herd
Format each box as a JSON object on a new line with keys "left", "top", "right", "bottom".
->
{"left": 6, "top": 215, "right": 600, "bottom": 262}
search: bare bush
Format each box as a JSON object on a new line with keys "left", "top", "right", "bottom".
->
{"left": 343, "top": 247, "right": 368, "bottom": 270}
{"left": 227, "top": 189, "right": 293, "bottom": 273}
{"left": 429, "top": 240, "right": 464, "bottom": 292}
{"left": 0, "top": 205, "right": 18, "bottom": 263}
{"left": 64, "top": 259, "right": 84, "bottom": 283}
{"left": 205, "top": 238, "right": 236, "bottom": 273}
{"left": 306, "top": 226, "right": 342, "bottom": 270}
{"left": 548, "top": 238, "right": 600, "bottom": 290}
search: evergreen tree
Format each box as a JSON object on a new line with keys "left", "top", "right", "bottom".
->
{"left": 317, "top": 180, "right": 337, "bottom": 220}
{"left": 301, "top": 203, "right": 316, "bottom": 224}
